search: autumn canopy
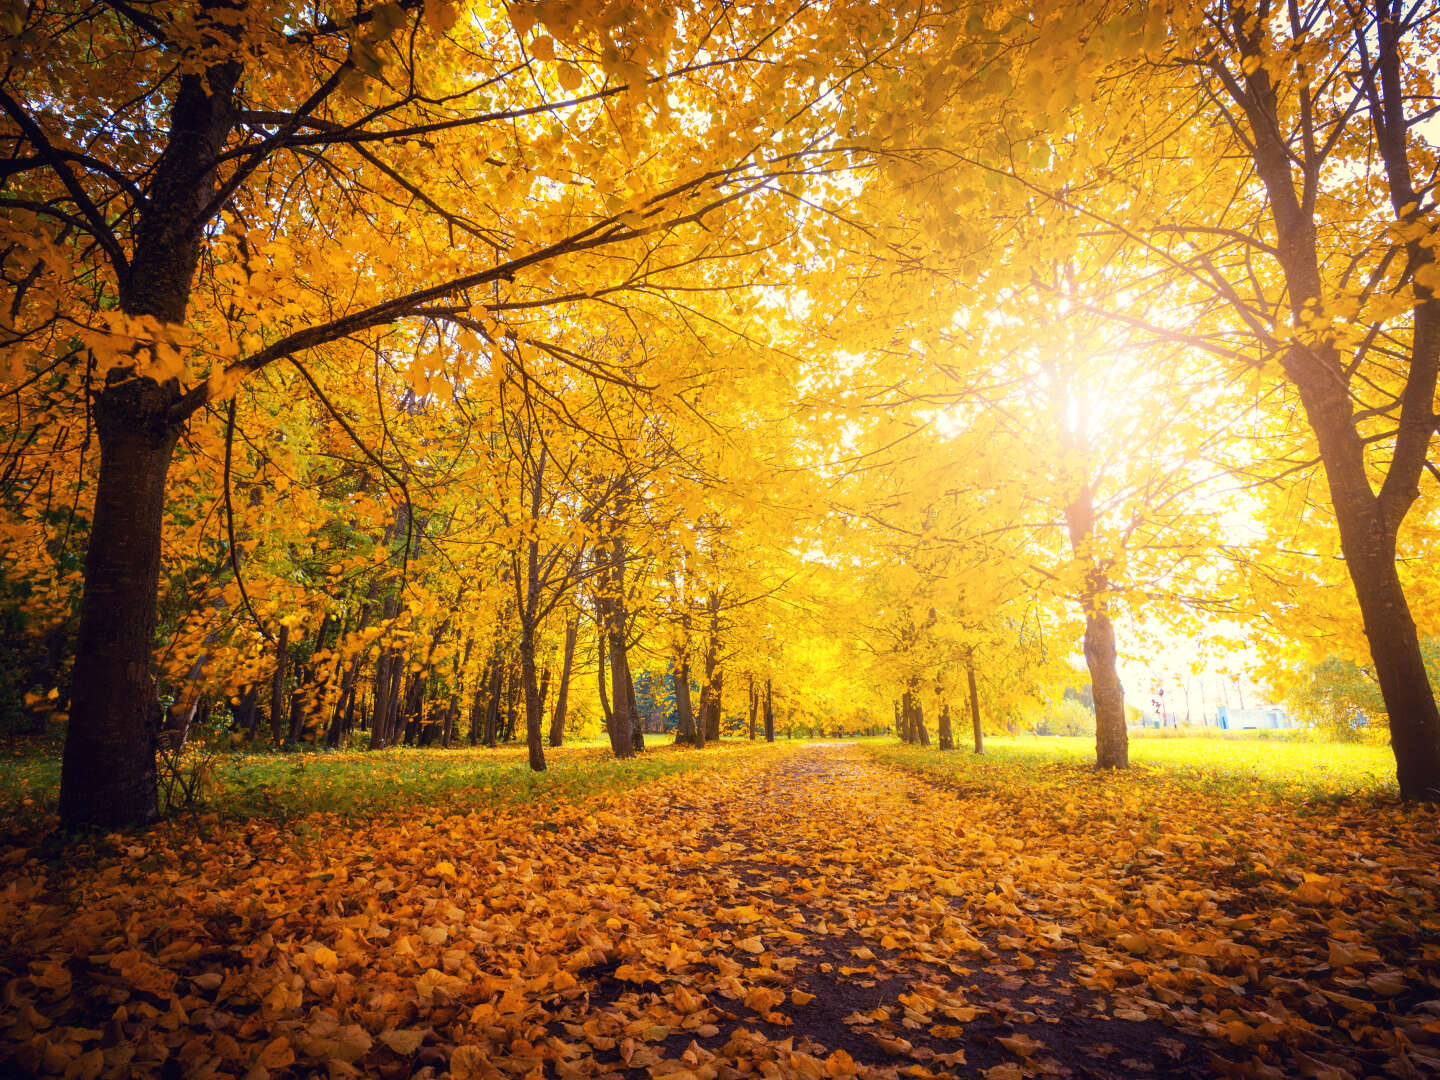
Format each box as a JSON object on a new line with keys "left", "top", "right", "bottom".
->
{"left": 0, "top": 0, "right": 1437, "bottom": 821}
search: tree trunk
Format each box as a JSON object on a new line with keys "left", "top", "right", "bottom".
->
{"left": 600, "top": 535, "right": 635, "bottom": 758}
{"left": 703, "top": 667, "right": 723, "bottom": 743}
{"left": 1222, "top": 7, "right": 1440, "bottom": 800}
{"left": 519, "top": 623, "right": 547, "bottom": 772}
{"left": 626, "top": 651, "right": 644, "bottom": 751}
{"left": 236, "top": 685, "right": 259, "bottom": 739}
{"left": 1065, "top": 483, "right": 1129, "bottom": 769}
{"left": 938, "top": 701, "right": 953, "bottom": 751}
{"left": 763, "top": 679, "right": 775, "bottom": 742}
{"left": 597, "top": 626, "right": 613, "bottom": 730}
{"left": 748, "top": 675, "right": 758, "bottom": 740}
{"left": 56, "top": 48, "right": 244, "bottom": 827}
{"left": 503, "top": 660, "right": 520, "bottom": 742}
{"left": 674, "top": 656, "right": 697, "bottom": 745}
{"left": 268, "top": 622, "right": 290, "bottom": 745}
{"left": 483, "top": 659, "right": 503, "bottom": 748}
{"left": 59, "top": 377, "right": 180, "bottom": 828}
{"left": 967, "top": 658, "right": 984, "bottom": 755}
{"left": 548, "top": 617, "right": 578, "bottom": 747}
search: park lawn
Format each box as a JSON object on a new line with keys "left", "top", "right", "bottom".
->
{"left": 868, "top": 733, "right": 1398, "bottom": 802}
{"left": 0, "top": 735, "right": 785, "bottom": 839}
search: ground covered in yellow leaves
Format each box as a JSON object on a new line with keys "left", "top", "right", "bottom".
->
{"left": 3, "top": 742, "right": 1438, "bottom": 1079}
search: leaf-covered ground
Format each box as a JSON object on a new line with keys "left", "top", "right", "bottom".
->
{"left": 2, "top": 742, "right": 1438, "bottom": 1079}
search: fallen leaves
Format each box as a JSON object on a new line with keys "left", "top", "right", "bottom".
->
{"left": 1, "top": 741, "right": 1437, "bottom": 1079}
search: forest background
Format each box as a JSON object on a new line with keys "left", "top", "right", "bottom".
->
{"left": 2, "top": 0, "right": 1440, "bottom": 826}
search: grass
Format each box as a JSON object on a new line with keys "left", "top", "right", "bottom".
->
{"left": 866, "top": 733, "right": 1399, "bottom": 803}
{"left": 0, "top": 734, "right": 787, "bottom": 839}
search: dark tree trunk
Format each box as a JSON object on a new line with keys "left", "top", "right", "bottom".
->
{"left": 625, "top": 652, "right": 644, "bottom": 752}
{"left": 57, "top": 50, "right": 244, "bottom": 828}
{"left": 901, "top": 687, "right": 929, "bottom": 747}
{"left": 599, "top": 536, "right": 635, "bottom": 758}
{"left": 468, "top": 672, "right": 488, "bottom": 747}
{"left": 59, "top": 377, "right": 180, "bottom": 827}
{"left": 763, "top": 679, "right": 775, "bottom": 742}
{"left": 938, "top": 701, "right": 953, "bottom": 751}
{"left": 597, "top": 626, "right": 613, "bottom": 730}
{"left": 236, "top": 685, "right": 259, "bottom": 738}
{"left": 483, "top": 659, "right": 503, "bottom": 748}
{"left": 519, "top": 624, "right": 547, "bottom": 772}
{"left": 268, "top": 623, "right": 290, "bottom": 745}
{"left": 1220, "top": 8, "right": 1440, "bottom": 799}
{"left": 503, "top": 661, "right": 519, "bottom": 742}
{"left": 703, "top": 667, "right": 723, "bottom": 743}
{"left": 674, "top": 656, "right": 697, "bottom": 746}
{"left": 548, "top": 617, "right": 578, "bottom": 747}
{"left": 605, "top": 633, "right": 634, "bottom": 757}
{"left": 287, "top": 682, "right": 306, "bottom": 744}
{"left": 967, "top": 658, "right": 984, "bottom": 755}
{"left": 748, "top": 675, "right": 758, "bottom": 740}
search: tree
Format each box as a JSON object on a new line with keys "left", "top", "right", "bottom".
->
{"left": 4, "top": 0, "right": 1000, "bottom": 824}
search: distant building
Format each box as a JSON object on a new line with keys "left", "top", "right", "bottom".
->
{"left": 1216, "top": 704, "right": 1294, "bottom": 730}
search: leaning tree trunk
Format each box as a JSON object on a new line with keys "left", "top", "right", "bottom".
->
{"left": 1222, "top": 8, "right": 1440, "bottom": 800}
{"left": 967, "top": 658, "right": 984, "bottom": 755}
{"left": 548, "top": 617, "right": 578, "bottom": 747}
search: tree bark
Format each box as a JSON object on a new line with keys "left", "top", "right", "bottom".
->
{"left": 1215, "top": 13, "right": 1440, "bottom": 798}
{"left": 748, "top": 675, "right": 758, "bottom": 740}
{"left": 1065, "top": 483, "right": 1129, "bottom": 769}
{"left": 967, "top": 658, "right": 984, "bottom": 755}
{"left": 519, "top": 623, "right": 547, "bottom": 772}
{"left": 938, "top": 701, "right": 953, "bottom": 751}
{"left": 58, "top": 376, "right": 180, "bottom": 827}
{"left": 600, "top": 536, "right": 635, "bottom": 758}
{"left": 548, "top": 617, "right": 578, "bottom": 747}
{"left": 763, "top": 679, "right": 775, "bottom": 742}
{"left": 625, "top": 649, "right": 644, "bottom": 752}
{"left": 57, "top": 42, "right": 243, "bottom": 827}
{"left": 268, "top": 622, "right": 290, "bottom": 746}
{"left": 674, "top": 656, "right": 697, "bottom": 745}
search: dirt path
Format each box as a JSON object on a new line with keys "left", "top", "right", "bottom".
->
{"left": 552, "top": 743, "right": 1226, "bottom": 1079}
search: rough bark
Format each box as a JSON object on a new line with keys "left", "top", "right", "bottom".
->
{"left": 58, "top": 42, "right": 244, "bottom": 826}
{"left": 1065, "top": 483, "right": 1129, "bottom": 769}
{"left": 58, "top": 376, "right": 179, "bottom": 827}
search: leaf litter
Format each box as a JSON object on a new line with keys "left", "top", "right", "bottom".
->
{"left": 2, "top": 742, "right": 1438, "bottom": 1079}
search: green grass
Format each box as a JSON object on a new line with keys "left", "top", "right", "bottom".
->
{"left": 0, "top": 735, "right": 785, "bottom": 838}
{"left": 866, "top": 733, "right": 1399, "bottom": 803}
